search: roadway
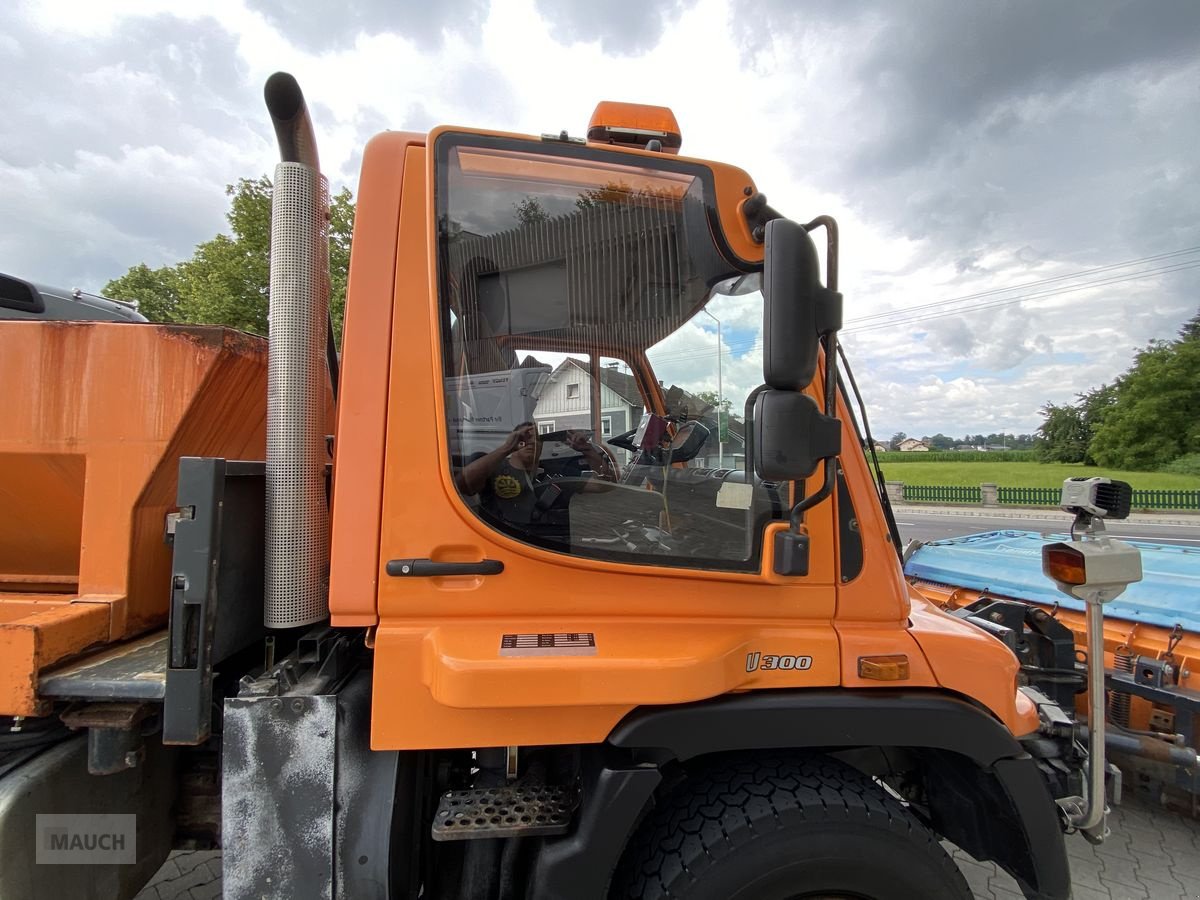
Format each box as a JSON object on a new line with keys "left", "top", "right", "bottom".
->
{"left": 893, "top": 507, "right": 1200, "bottom": 547}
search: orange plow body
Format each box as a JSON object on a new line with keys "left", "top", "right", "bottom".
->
{"left": 0, "top": 322, "right": 266, "bottom": 714}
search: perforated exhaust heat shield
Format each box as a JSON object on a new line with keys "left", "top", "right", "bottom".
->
{"left": 265, "top": 160, "right": 331, "bottom": 628}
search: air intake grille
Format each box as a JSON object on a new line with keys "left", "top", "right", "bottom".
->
{"left": 265, "top": 162, "right": 330, "bottom": 629}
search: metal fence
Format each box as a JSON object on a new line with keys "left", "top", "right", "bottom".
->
{"left": 997, "top": 486, "right": 1059, "bottom": 506}
{"left": 1131, "top": 489, "right": 1200, "bottom": 511}
{"left": 898, "top": 483, "right": 1200, "bottom": 511}
{"left": 902, "top": 484, "right": 982, "bottom": 504}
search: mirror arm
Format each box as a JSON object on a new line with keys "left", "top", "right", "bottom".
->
{"left": 742, "top": 384, "right": 769, "bottom": 483}
{"left": 788, "top": 216, "right": 841, "bottom": 530}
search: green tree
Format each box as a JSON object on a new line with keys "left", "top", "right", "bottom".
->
{"left": 102, "top": 263, "right": 183, "bottom": 323}
{"left": 1035, "top": 402, "right": 1087, "bottom": 462}
{"left": 1077, "top": 383, "right": 1116, "bottom": 465}
{"left": 695, "top": 390, "right": 733, "bottom": 442}
{"left": 1179, "top": 308, "right": 1200, "bottom": 342}
{"left": 889, "top": 432, "right": 907, "bottom": 450}
{"left": 1088, "top": 337, "right": 1200, "bottom": 469}
{"left": 105, "top": 176, "right": 355, "bottom": 342}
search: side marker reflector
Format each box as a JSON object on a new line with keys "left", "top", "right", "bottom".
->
{"left": 858, "top": 655, "right": 910, "bottom": 681}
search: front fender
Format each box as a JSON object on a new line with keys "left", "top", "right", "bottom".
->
{"left": 527, "top": 689, "right": 1069, "bottom": 900}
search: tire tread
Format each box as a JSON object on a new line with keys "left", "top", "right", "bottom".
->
{"left": 611, "top": 754, "right": 970, "bottom": 900}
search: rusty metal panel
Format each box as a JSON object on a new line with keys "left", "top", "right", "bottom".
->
{"left": 0, "top": 322, "right": 268, "bottom": 715}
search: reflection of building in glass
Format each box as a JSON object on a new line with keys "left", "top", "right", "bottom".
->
{"left": 533, "top": 359, "right": 642, "bottom": 461}
{"left": 532, "top": 358, "right": 745, "bottom": 469}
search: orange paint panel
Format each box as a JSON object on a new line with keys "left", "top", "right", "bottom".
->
{"left": 420, "top": 620, "right": 840, "bottom": 709}
{"left": 906, "top": 591, "right": 1039, "bottom": 736}
{"left": 0, "top": 322, "right": 266, "bottom": 714}
{"left": 830, "top": 369, "right": 913, "bottom": 623}
{"left": 329, "top": 132, "right": 425, "bottom": 627}
{"left": 0, "top": 453, "right": 85, "bottom": 580}
{"left": 836, "top": 621, "right": 938, "bottom": 689}
{"left": 372, "top": 620, "right": 839, "bottom": 750}
{"left": 0, "top": 602, "right": 109, "bottom": 715}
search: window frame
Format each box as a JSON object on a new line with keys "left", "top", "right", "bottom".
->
{"left": 432, "top": 132, "right": 773, "bottom": 573}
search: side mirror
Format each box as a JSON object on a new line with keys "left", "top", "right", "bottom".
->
{"left": 753, "top": 390, "right": 841, "bottom": 481}
{"left": 762, "top": 218, "right": 841, "bottom": 391}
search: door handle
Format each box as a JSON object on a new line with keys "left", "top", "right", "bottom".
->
{"left": 386, "top": 558, "right": 504, "bottom": 577}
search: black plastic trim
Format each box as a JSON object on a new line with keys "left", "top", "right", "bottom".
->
{"left": 0, "top": 273, "right": 45, "bottom": 313}
{"left": 991, "top": 757, "right": 1072, "bottom": 900}
{"left": 527, "top": 756, "right": 662, "bottom": 900}
{"left": 608, "top": 689, "right": 1023, "bottom": 766}
{"left": 385, "top": 558, "right": 504, "bottom": 577}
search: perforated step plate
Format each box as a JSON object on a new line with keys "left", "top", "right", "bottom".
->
{"left": 432, "top": 783, "right": 577, "bottom": 841}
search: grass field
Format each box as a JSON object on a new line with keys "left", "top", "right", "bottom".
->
{"left": 877, "top": 460, "right": 1200, "bottom": 491}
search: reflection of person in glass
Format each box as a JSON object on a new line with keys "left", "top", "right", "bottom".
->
{"left": 456, "top": 422, "right": 616, "bottom": 527}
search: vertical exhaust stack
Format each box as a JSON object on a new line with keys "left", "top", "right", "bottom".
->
{"left": 263, "top": 72, "right": 330, "bottom": 628}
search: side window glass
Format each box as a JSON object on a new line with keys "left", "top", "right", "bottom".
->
{"left": 437, "top": 137, "right": 778, "bottom": 571}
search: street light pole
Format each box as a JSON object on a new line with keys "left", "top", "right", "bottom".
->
{"left": 701, "top": 309, "right": 723, "bottom": 467}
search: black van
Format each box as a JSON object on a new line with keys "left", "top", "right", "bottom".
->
{"left": 0, "top": 272, "right": 147, "bottom": 322}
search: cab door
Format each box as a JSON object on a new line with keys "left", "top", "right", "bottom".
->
{"left": 369, "top": 131, "right": 840, "bottom": 751}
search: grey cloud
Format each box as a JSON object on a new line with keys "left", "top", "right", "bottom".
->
{"left": 0, "top": 10, "right": 268, "bottom": 289}
{"left": 2, "top": 14, "right": 256, "bottom": 169}
{"left": 738, "top": 0, "right": 1200, "bottom": 416}
{"left": 243, "top": 0, "right": 488, "bottom": 51}
{"left": 534, "top": 0, "right": 696, "bottom": 55}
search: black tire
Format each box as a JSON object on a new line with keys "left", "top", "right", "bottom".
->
{"left": 610, "top": 754, "right": 971, "bottom": 900}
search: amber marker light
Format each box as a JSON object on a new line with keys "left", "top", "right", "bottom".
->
{"left": 858, "top": 655, "right": 910, "bottom": 681}
{"left": 587, "top": 101, "right": 682, "bottom": 154}
{"left": 1043, "top": 544, "right": 1087, "bottom": 586}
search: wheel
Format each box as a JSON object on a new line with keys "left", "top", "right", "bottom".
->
{"left": 610, "top": 754, "right": 971, "bottom": 900}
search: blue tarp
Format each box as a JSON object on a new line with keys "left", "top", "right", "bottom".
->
{"left": 904, "top": 530, "right": 1200, "bottom": 632}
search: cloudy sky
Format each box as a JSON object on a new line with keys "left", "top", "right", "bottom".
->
{"left": 4, "top": 0, "right": 1198, "bottom": 439}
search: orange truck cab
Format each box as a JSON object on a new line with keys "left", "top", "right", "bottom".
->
{"left": 0, "top": 74, "right": 1089, "bottom": 900}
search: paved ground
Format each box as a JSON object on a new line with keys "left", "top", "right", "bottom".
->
{"left": 137, "top": 793, "right": 1200, "bottom": 899}
{"left": 893, "top": 505, "right": 1200, "bottom": 547}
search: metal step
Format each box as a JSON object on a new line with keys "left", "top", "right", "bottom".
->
{"left": 39, "top": 631, "right": 167, "bottom": 701}
{"left": 432, "top": 782, "right": 577, "bottom": 841}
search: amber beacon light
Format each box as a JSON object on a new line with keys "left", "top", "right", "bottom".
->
{"left": 587, "top": 101, "right": 682, "bottom": 154}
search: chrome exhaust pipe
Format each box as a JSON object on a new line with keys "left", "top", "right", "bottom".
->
{"left": 263, "top": 72, "right": 330, "bottom": 629}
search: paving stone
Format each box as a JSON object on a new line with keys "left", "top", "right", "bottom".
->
{"left": 1128, "top": 835, "right": 1175, "bottom": 861}
{"left": 1101, "top": 855, "right": 1153, "bottom": 890}
{"left": 1168, "top": 871, "right": 1200, "bottom": 898}
{"left": 1165, "top": 850, "right": 1200, "bottom": 879}
{"left": 956, "top": 857, "right": 997, "bottom": 898}
{"left": 172, "top": 851, "right": 216, "bottom": 876}
{"left": 1097, "top": 875, "right": 1150, "bottom": 899}
{"left": 1068, "top": 835, "right": 1105, "bottom": 862}
{"left": 1132, "top": 873, "right": 1186, "bottom": 900}
{"left": 140, "top": 865, "right": 212, "bottom": 899}
{"left": 1071, "top": 884, "right": 1120, "bottom": 900}
{"left": 187, "top": 880, "right": 222, "bottom": 900}
{"left": 1070, "top": 856, "right": 1111, "bottom": 892}
{"left": 986, "top": 867, "right": 1023, "bottom": 895}
{"left": 141, "top": 857, "right": 181, "bottom": 887}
